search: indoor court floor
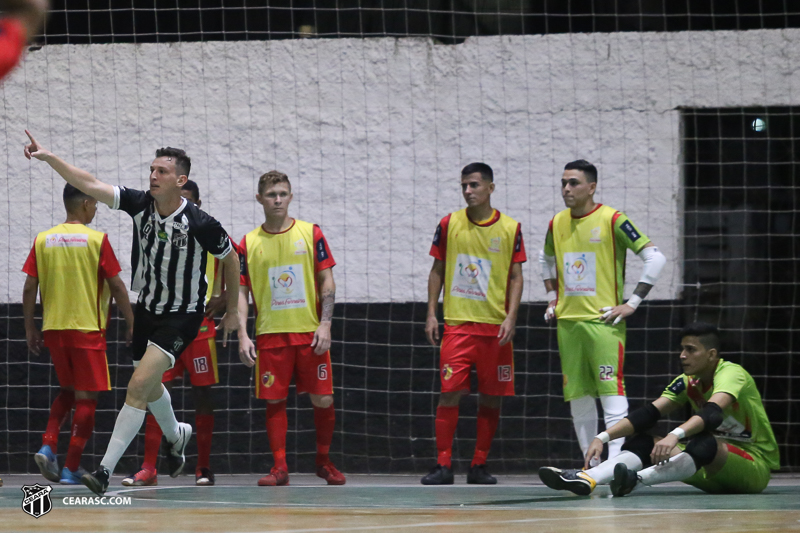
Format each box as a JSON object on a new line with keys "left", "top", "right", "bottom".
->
{"left": 2, "top": 473, "right": 799, "bottom": 532}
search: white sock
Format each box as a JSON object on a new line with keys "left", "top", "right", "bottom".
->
{"left": 147, "top": 386, "right": 180, "bottom": 443}
{"left": 100, "top": 403, "right": 146, "bottom": 475}
{"left": 638, "top": 452, "right": 698, "bottom": 486}
{"left": 584, "top": 450, "right": 642, "bottom": 485}
{"left": 570, "top": 396, "right": 598, "bottom": 458}
{"left": 600, "top": 395, "right": 629, "bottom": 459}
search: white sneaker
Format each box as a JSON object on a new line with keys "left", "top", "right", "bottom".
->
{"left": 163, "top": 422, "right": 192, "bottom": 478}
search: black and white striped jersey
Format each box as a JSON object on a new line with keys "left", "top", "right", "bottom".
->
{"left": 110, "top": 186, "right": 233, "bottom": 315}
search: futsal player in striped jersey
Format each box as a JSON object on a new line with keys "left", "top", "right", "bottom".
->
{"left": 539, "top": 160, "right": 666, "bottom": 464}
{"left": 121, "top": 180, "right": 228, "bottom": 487}
{"left": 238, "top": 170, "right": 345, "bottom": 486}
{"left": 25, "top": 132, "right": 240, "bottom": 496}
{"left": 23, "top": 183, "right": 134, "bottom": 485}
{"left": 422, "top": 162, "right": 526, "bottom": 485}
{"left": 0, "top": 0, "right": 47, "bottom": 82}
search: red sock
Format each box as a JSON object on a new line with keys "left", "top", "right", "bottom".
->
{"left": 435, "top": 405, "right": 459, "bottom": 468}
{"left": 314, "top": 405, "right": 335, "bottom": 466}
{"left": 142, "top": 414, "right": 162, "bottom": 473}
{"left": 43, "top": 390, "right": 75, "bottom": 452}
{"left": 472, "top": 405, "right": 500, "bottom": 466}
{"left": 195, "top": 413, "right": 214, "bottom": 471}
{"left": 65, "top": 399, "right": 96, "bottom": 471}
{"left": 266, "top": 402, "right": 288, "bottom": 471}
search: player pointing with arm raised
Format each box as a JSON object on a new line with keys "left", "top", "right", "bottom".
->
{"left": 540, "top": 160, "right": 666, "bottom": 463}
{"left": 237, "top": 171, "right": 345, "bottom": 487}
{"left": 422, "top": 162, "right": 525, "bottom": 485}
{"left": 24, "top": 131, "right": 240, "bottom": 495}
{"left": 539, "top": 322, "right": 779, "bottom": 497}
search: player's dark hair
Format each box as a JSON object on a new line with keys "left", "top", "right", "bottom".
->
{"left": 258, "top": 170, "right": 291, "bottom": 195}
{"left": 181, "top": 179, "right": 200, "bottom": 203}
{"left": 155, "top": 147, "right": 191, "bottom": 177}
{"left": 461, "top": 162, "right": 493, "bottom": 182}
{"left": 62, "top": 183, "right": 92, "bottom": 212}
{"left": 564, "top": 159, "right": 598, "bottom": 184}
{"left": 680, "top": 322, "right": 720, "bottom": 353}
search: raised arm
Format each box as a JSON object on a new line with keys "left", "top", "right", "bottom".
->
{"left": 106, "top": 274, "right": 134, "bottom": 346}
{"left": 22, "top": 274, "right": 43, "bottom": 355}
{"left": 24, "top": 130, "right": 115, "bottom": 206}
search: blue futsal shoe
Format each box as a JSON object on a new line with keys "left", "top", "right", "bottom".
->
{"left": 34, "top": 445, "right": 61, "bottom": 482}
{"left": 60, "top": 466, "right": 87, "bottom": 485}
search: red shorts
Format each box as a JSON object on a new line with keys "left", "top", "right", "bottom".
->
{"left": 439, "top": 333, "right": 515, "bottom": 396}
{"left": 162, "top": 337, "right": 219, "bottom": 387}
{"left": 255, "top": 344, "right": 333, "bottom": 400}
{"left": 48, "top": 345, "right": 111, "bottom": 392}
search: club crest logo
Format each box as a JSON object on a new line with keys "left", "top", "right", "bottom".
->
{"left": 172, "top": 233, "right": 188, "bottom": 249}
{"left": 590, "top": 226, "right": 602, "bottom": 243}
{"left": 441, "top": 364, "right": 454, "bottom": 381}
{"left": 488, "top": 236, "right": 501, "bottom": 253}
{"left": 21, "top": 484, "right": 52, "bottom": 518}
{"left": 172, "top": 338, "right": 184, "bottom": 353}
{"left": 261, "top": 372, "right": 275, "bottom": 388}
{"left": 294, "top": 239, "right": 308, "bottom": 255}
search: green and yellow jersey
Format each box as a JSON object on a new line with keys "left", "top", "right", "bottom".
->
{"left": 543, "top": 204, "right": 650, "bottom": 321}
{"left": 661, "top": 359, "right": 780, "bottom": 470}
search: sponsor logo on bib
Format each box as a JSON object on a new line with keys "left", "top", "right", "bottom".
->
{"left": 450, "top": 254, "right": 492, "bottom": 301}
{"left": 269, "top": 264, "right": 308, "bottom": 310}
{"left": 563, "top": 252, "right": 596, "bottom": 296}
{"left": 45, "top": 233, "right": 89, "bottom": 248}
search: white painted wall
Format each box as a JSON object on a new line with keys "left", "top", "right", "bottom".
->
{"left": 2, "top": 29, "right": 797, "bottom": 304}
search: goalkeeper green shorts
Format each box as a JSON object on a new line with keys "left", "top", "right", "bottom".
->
{"left": 556, "top": 319, "right": 626, "bottom": 401}
{"left": 680, "top": 442, "right": 772, "bottom": 494}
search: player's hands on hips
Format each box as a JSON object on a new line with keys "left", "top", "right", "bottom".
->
{"left": 23, "top": 130, "right": 52, "bottom": 161}
{"left": 237, "top": 332, "right": 257, "bottom": 368}
{"left": 311, "top": 322, "right": 332, "bottom": 355}
{"left": 599, "top": 303, "right": 635, "bottom": 325}
{"left": 650, "top": 433, "right": 679, "bottom": 465}
{"left": 584, "top": 437, "right": 605, "bottom": 470}
{"left": 26, "top": 327, "right": 44, "bottom": 356}
{"left": 425, "top": 315, "right": 440, "bottom": 346}
{"left": 216, "top": 309, "right": 240, "bottom": 347}
{"left": 497, "top": 316, "right": 516, "bottom": 346}
{"left": 544, "top": 299, "right": 557, "bottom": 323}
{"left": 205, "top": 291, "right": 227, "bottom": 318}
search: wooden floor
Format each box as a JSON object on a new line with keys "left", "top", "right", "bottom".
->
{"left": 2, "top": 473, "right": 799, "bottom": 532}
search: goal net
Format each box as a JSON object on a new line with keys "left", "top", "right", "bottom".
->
{"left": 1, "top": 3, "right": 797, "bottom": 475}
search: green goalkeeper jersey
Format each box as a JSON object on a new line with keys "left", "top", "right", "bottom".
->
{"left": 661, "top": 359, "right": 780, "bottom": 471}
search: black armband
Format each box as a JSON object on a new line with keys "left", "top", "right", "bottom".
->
{"left": 625, "top": 402, "right": 661, "bottom": 433}
{"left": 697, "top": 402, "right": 724, "bottom": 431}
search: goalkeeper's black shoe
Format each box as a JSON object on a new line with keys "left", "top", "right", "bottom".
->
{"left": 610, "top": 463, "right": 640, "bottom": 497}
{"left": 538, "top": 467, "right": 596, "bottom": 495}
{"left": 421, "top": 464, "right": 454, "bottom": 485}
{"left": 81, "top": 467, "right": 110, "bottom": 496}
{"left": 467, "top": 464, "right": 497, "bottom": 485}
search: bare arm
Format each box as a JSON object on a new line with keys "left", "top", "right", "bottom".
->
{"left": 237, "top": 285, "right": 256, "bottom": 367}
{"left": 650, "top": 392, "right": 734, "bottom": 465}
{"left": 106, "top": 274, "right": 134, "bottom": 346}
{"left": 584, "top": 395, "right": 682, "bottom": 468}
{"left": 216, "top": 250, "right": 240, "bottom": 347}
{"left": 498, "top": 262, "right": 523, "bottom": 346}
{"left": 24, "top": 130, "right": 115, "bottom": 206}
{"left": 22, "top": 274, "right": 42, "bottom": 355}
{"left": 311, "top": 267, "right": 335, "bottom": 355}
{"left": 425, "top": 259, "right": 445, "bottom": 346}
{"left": 204, "top": 259, "right": 227, "bottom": 318}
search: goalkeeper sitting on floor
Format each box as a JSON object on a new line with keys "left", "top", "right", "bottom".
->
{"left": 539, "top": 322, "right": 779, "bottom": 497}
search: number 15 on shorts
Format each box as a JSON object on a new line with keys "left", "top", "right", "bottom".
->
{"left": 599, "top": 365, "right": 615, "bottom": 381}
